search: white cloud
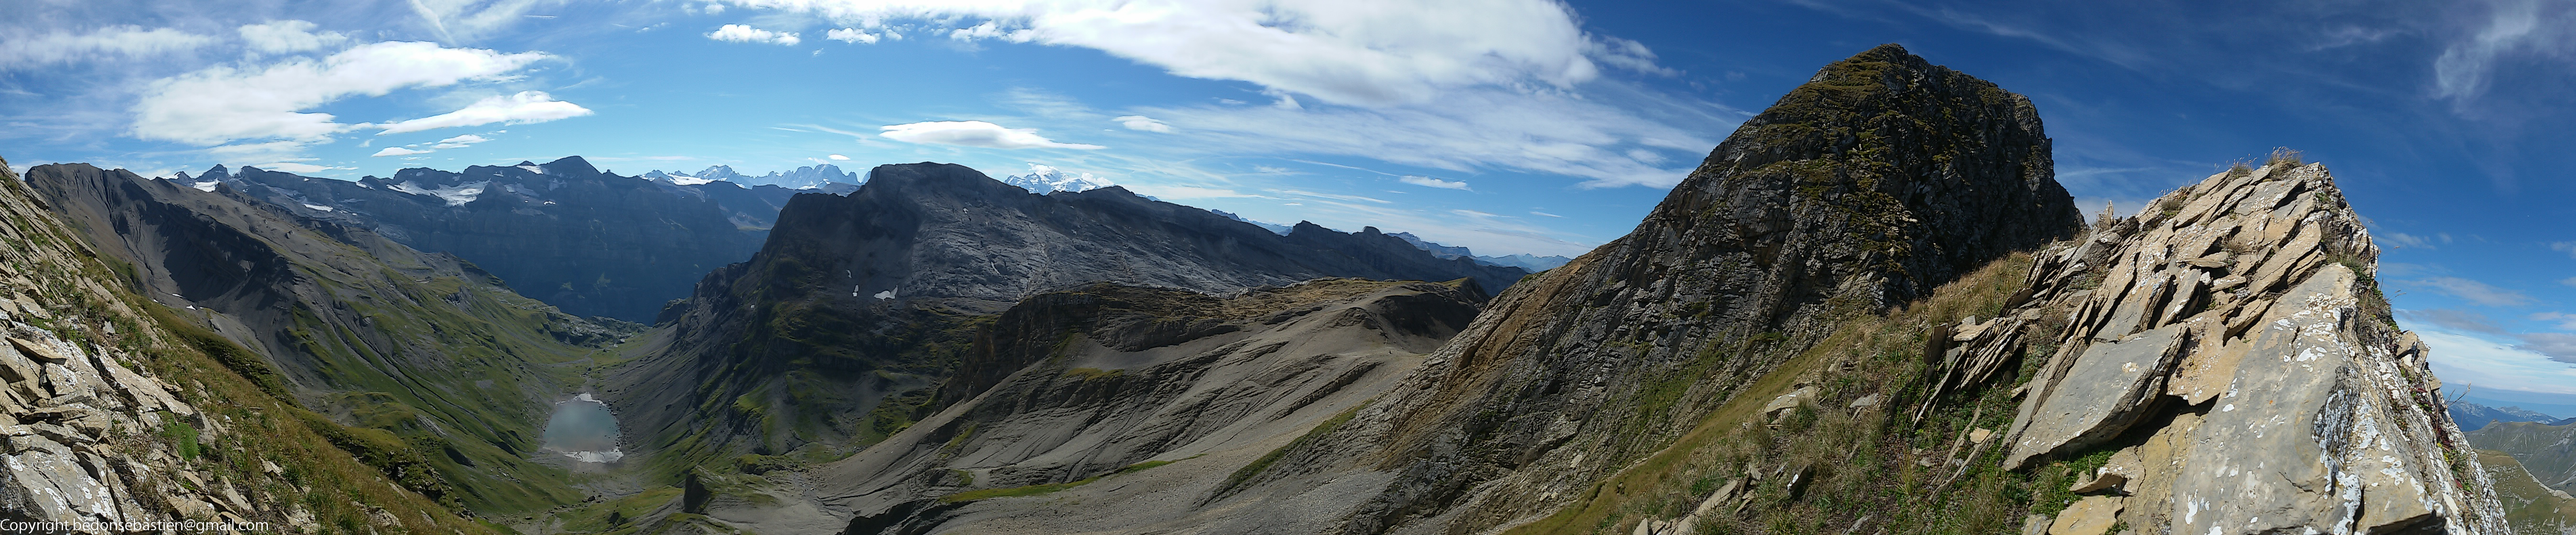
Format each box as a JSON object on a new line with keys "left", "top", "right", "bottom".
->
{"left": 826, "top": 28, "right": 880, "bottom": 43}
{"left": 1139, "top": 86, "right": 1717, "bottom": 187}
{"left": 430, "top": 134, "right": 491, "bottom": 149}
{"left": 2535, "top": 312, "right": 2576, "bottom": 331}
{"left": 711, "top": 0, "right": 1655, "bottom": 107}
{"left": 827, "top": 154, "right": 851, "bottom": 160}
{"left": 708, "top": 24, "right": 801, "bottom": 45}
{"left": 1400, "top": 176, "right": 1470, "bottom": 190}
{"left": 2553, "top": 241, "right": 2576, "bottom": 258}
{"left": 373, "top": 147, "right": 434, "bottom": 157}
{"left": 0, "top": 25, "right": 215, "bottom": 67}
{"left": 256, "top": 162, "right": 348, "bottom": 173}
{"left": 1115, "top": 115, "right": 1172, "bottom": 133}
{"left": 131, "top": 41, "right": 551, "bottom": 146}
{"left": 2411, "top": 276, "right": 2537, "bottom": 307}
{"left": 238, "top": 20, "right": 349, "bottom": 54}
{"left": 1530, "top": 211, "right": 1564, "bottom": 218}
{"left": 377, "top": 91, "right": 591, "bottom": 135}
{"left": 2419, "top": 330, "right": 2576, "bottom": 395}
{"left": 879, "top": 120, "right": 1104, "bottom": 149}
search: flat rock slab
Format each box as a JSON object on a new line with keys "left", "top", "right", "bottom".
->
{"left": 2049, "top": 495, "right": 2123, "bottom": 535}
{"left": 2167, "top": 265, "right": 2447, "bottom": 534}
{"left": 2007, "top": 325, "right": 2183, "bottom": 469}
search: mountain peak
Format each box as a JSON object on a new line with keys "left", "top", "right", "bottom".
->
{"left": 541, "top": 156, "right": 599, "bottom": 176}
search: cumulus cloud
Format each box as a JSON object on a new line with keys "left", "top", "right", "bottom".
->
{"left": 710, "top": 0, "right": 1655, "bottom": 107}
{"left": 0, "top": 25, "right": 214, "bottom": 67}
{"left": 827, "top": 154, "right": 851, "bottom": 160}
{"left": 2411, "top": 276, "right": 2536, "bottom": 307}
{"left": 377, "top": 91, "right": 591, "bottom": 134}
{"left": 1115, "top": 115, "right": 1172, "bottom": 133}
{"left": 131, "top": 41, "right": 550, "bottom": 146}
{"left": 708, "top": 24, "right": 801, "bottom": 45}
{"left": 372, "top": 147, "right": 434, "bottom": 157}
{"left": 238, "top": 20, "right": 348, "bottom": 54}
{"left": 1400, "top": 176, "right": 1470, "bottom": 190}
{"left": 826, "top": 28, "right": 880, "bottom": 43}
{"left": 879, "top": 120, "right": 1104, "bottom": 149}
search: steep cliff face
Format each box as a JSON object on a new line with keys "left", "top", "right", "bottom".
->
{"left": 0, "top": 157, "right": 498, "bottom": 533}
{"left": 603, "top": 162, "right": 1528, "bottom": 479}
{"left": 27, "top": 163, "right": 625, "bottom": 513}
{"left": 1201, "top": 43, "right": 2082, "bottom": 535}
{"left": 204, "top": 156, "right": 782, "bottom": 322}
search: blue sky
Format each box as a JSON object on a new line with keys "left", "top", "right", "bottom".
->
{"left": 5, "top": 0, "right": 2574, "bottom": 410}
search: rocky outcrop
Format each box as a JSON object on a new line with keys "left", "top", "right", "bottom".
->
{"left": 1990, "top": 160, "right": 2505, "bottom": 533}
{"left": 203, "top": 157, "right": 792, "bottom": 321}
{"left": 603, "top": 162, "right": 1526, "bottom": 473}
{"left": 0, "top": 156, "right": 495, "bottom": 533}
{"left": 1200, "top": 43, "right": 2081, "bottom": 535}
{"left": 27, "top": 163, "right": 625, "bottom": 512}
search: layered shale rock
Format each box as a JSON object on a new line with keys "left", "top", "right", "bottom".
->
{"left": 1206, "top": 43, "right": 2083, "bottom": 535}
{"left": 1984, "top": 160, "right": 2506, "bottom": 533}
{"left": 0, "top": 157, "right": 496, "bottom": 533}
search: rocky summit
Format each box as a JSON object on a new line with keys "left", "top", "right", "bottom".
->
{"left": 1181, "top": 43, "right": 2084, "bottom": 535}
{"left": 1996, "top": 160, "right": 2502, "bottom": 533}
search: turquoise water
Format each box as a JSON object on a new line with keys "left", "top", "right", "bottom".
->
{"left": 540, "top": 393, "right": 623, "bottom": 462}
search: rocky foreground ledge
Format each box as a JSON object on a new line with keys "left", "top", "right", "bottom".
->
{"left": 1991, "top": 160, "right": 2505, "bottom": 534}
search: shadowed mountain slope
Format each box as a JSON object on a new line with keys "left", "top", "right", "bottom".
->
{"left": 27, "top": 162, "right": 630, "bottom": 513}
{"left": 201, "top": 156, "right": 802, "bottom": 322}
{"left": 602, "top": 162, "right": 1527, "bottom": 483}
{"left": 0, "top": 156, "right": 503, "bottom": 532}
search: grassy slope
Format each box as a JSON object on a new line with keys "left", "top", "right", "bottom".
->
{"left": 1505, "top": 251, "right": 2082, "bottom": 535}
{"left": 2479, "top": 450, "right": 2576, "bottom": 535}
{"left": 0, "top": 168, "right": 504, "bottom": 534}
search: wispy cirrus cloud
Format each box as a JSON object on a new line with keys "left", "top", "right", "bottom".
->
{"left": 2411, "top": 276, "right": 2537, "bottom": 307}
{"left": 0, "top": 25, "right": 215, "bottom": 68}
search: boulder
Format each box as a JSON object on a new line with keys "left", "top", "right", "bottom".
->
{"left": 2006, "top": 325, "right": 2184, "bottom": 469}
{"left": 2048, "top": 496, "right": 2123, "bottom": 535}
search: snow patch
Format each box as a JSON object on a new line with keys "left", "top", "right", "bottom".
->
{"left": 301, "top": 204, "right": 333, "bottom": 212}
{"left": 388, "top": 180, "right": 490, "bottom": 206}
{"left": 189, "top": 181, "right": 220, "bottom": 193}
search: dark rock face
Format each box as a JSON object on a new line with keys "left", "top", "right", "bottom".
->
{"left": 204, "top": 156, "right": 800, "bottom": 322}
{"left": 1223, "top": 44, "right": 2082, "bottom": 534}
{"left": 25, "top": 163, "right": 624, "bottom": 512}
{"left": 603, "top": 162, "right": 1528, "bottom": 470}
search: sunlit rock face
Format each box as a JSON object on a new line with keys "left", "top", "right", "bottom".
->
{"left": 2000, "top": 161, "right": 2507, "bottom": 534}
